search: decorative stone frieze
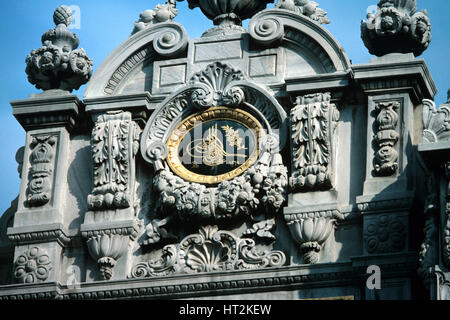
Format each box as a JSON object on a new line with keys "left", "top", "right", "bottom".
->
{"left": 25, "top": 6, "right": 93, "bottom": 92}
{"left": 290, "top": 93, "right": 339, "bottom": 192}
{"left": 14, "top": 247, "right": 51, "bottom": 284}
{"left": 88, "top": 111, "right": 141, "bottom": 211}
{"left": 373, "top": 101, "right": 400, "bottom": 177}
{"left": 443, "top": 162, "right": 450, "bottom": 268}
{"left": 361, "top": 0, "right": 431, "bottom": 57}
{"left": 275, "top": 0, "right": 330, "bottom": 24}
{"left": 131, "top": 225, "right": 286, "bottom": 278}
{"left": 26, "top": 135, "right": 57, "bottom": 207}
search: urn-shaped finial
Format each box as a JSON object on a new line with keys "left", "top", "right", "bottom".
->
{"left": 361, "top": 0, "right": 431, "bottom": 57}
{"left": 186, "top": 0, "right": 273, "bottom": 36}
{"left": 25, "top": 5, "right": 93, "bottom": 92}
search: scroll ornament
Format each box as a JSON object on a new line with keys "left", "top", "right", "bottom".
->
{"left": 131, "top": 225, "right": 286, "bottom": 278}
{"left": 25, "top": 6, "right": 93, "bottom": 92}
{"left": 27, "top": 135, "right": 57, "bottom": 207}
{"left": 373, "top": 101, "right": 400, "bottom": 176}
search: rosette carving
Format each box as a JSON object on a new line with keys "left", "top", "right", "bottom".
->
{"left": 364, "top": 215, "right": 406, "bottom": 254}
{"left": 25, "top": 6, "right": 93, "bottom": 92}
{"left": 14, "top": 247, "right": 52, "bottom": 284}
{"left": 361, "top": 0, "right": 431, "bottom": 57}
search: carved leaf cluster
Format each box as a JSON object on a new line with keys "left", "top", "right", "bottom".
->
{"left": 361, "top": 0, "right": 431, "bottom": 57}
{"left": 276, "top": 0, "right": 330, "bottom": 24}
{"left": 290, "top": 92, "right": 339, "bottom": 191}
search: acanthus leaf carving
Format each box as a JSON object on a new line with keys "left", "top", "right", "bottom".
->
{"left": 87, "top": 111, "right": 141, "bottom": 211}
{"left": 290, "top": 92, "right": 339, "bottom": 192}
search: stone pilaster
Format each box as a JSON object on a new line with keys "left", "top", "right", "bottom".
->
{"left": 7, "top": 93, "right": 81, "bottom": 284}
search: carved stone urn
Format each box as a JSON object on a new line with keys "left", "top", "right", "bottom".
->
{"left": 286, "top": 211, "right": 339, "bottom": 264}
{"left": 187, "top": 0, "right": 274, "bottom": 26}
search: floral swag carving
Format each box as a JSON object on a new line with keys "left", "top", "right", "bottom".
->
{"left": 131, "top": 225, "right": 286, "bottom": 277}
{"left": 142, "top": 62, "right": 288, "bottom": 246}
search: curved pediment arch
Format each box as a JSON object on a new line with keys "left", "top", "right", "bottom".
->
{"left": 83, "top": 22, "right": 188, "bottom": 98}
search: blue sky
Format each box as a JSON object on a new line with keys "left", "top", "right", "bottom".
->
{"left": 0, "top": 0, "right": 448, "bottom": 214}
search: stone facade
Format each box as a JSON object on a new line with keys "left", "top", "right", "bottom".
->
{"left": 0, "top": 1, "right": 448, "bottom": 300}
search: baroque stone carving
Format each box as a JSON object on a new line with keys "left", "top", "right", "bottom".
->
{"left": 87, "top": 111, "right": 141, "bottom": 211}
{"left": 275, "top": 0, "right": 330, "bottom": 24}
{"left": 131, "top": 0, "right": 178, "bottom": 35}
{"left": 85, "top": 232, "right": 132, "bottom": 280}
{"left": 418, "top": 174, "right": 439, "bottom": 287}
{"left": 443, "top": 162, "right": 450, "bottom": 268}
{"left": 14, "top": 247, "right": 51, "bottom": 284}
{"left": 131, "top": 225, "right": 286, "bottom": 277}
{"left": 25, "top": 6, "right": 93, "bottom": 92}
{"left": 285, "top": 210, "right": 342, "bottom": 264}
{"left": 422, "top": 96, "right": 450, "bottom": 143}
{"left": 361, "top": 0, "right": 431, "bottom": 57}
{"left": 290, "top": 93, "right": 339, "bottom": 192}
{"left": 26, "top": 135, "right": 57, "bottom": 207}
{"left": 186, "top": 0, "right": 273, "bottom": 27}
{"left": 373, "top": 101, "right": 400, "bottom": 176}
{"left": 364, "top": 215, "right": 406, "bottom": 254}
{"left": 189, "top": 62, "right": 245, "bottom": 109}
{"left": 146, "top": 142, "right": 288, "bottom": 244}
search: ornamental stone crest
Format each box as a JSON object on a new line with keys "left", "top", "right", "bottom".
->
{"left": 361, "top": 0, "right": 431, "bottom": 57}
{"left": 25, "top": 6, "right": 93, "bottom": 92}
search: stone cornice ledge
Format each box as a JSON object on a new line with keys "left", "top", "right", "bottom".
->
{"left": 352, "top": 58, "right": 436, "bottom": 103}
{"left": 7, "top": 223, "right": 70, "bottom": 247}
{"left": 285, "top": 71, "right": 351, "bottom": 95}
{"left": 11, "top": 93, "right": 81, "bottom": 131}
{"left": 0, "top": 254, "right": 417, "bottom": 300}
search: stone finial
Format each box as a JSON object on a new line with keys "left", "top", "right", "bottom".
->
{"left": 361, "top": 0, "right": 431, "bottom": 57}
{"left": 25, "top": 6, "right": 93, "bottom": 92}
{"left": 275, "top": 0, "right": 330, "bottom": 25}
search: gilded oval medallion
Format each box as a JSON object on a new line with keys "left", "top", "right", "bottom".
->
{"left": 167, "top": 107, "right": 264, "bottom": 184}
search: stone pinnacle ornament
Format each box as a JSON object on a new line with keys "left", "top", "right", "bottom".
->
{"left": 25, "top": 5, "right": 93, "bottom": 92}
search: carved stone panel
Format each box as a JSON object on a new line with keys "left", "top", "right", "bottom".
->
{"left": 290, "top": 92, "right": 339, "bottom": 192}
{"left": 26, "top": 135, "right": 57, "bottom": 207}
{"left": 373, "top": 101, "right": 400, "bottom": 177}
{"left": 87, "top": 111, "right": 141, "bottom": 210}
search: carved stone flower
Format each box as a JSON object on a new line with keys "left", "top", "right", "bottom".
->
{"left": 14, "top": 247, "right": 51, "bottom": 284}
